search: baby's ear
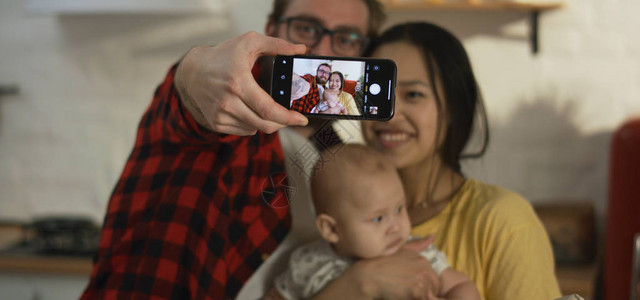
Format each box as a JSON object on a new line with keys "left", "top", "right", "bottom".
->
{"left": 316, "top": 214, "right": 339, "bottom": 243}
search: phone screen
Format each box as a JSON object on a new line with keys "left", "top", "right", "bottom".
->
{"left": 271, "top": 55, "right": 396, "bottom": 120}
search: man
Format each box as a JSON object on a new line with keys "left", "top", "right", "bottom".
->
{"left": 315, "top": 63, "right": 331, "bottom": 85}
{"left": 81, "top": 1, "right": 437, "bottom": 299}
{"left": 291, "top": 63, "right": 331, "bottom": 113}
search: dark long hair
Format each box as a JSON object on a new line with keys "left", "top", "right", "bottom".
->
{"left": 364, "top": 22, "right": 489, "bottom": 174}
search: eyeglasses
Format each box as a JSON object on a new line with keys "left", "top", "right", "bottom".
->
{"left": 278, "top": 17, "right": 369, "bottom": 56}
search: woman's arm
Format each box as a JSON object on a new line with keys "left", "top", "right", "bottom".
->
{"left": 342, "top": 93, "right": 359, "bottom": 115}
{"left": 484, "top": 224, "right": 561, "bottom": 299}
{"left": 310, "top": 242, "right": 441, "bottom": 300}
{"left": 481, "top": 195, "right": 562, "bottom": 299}
{"left": 436, "top": 268, "right": 480, "bottom": 300}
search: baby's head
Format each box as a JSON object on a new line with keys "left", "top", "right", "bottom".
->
{"left": 311, "top": 144, "right": 411, "bottom": 259}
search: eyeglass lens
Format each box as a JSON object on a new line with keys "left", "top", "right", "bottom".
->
{"left": 286, "top": 19, "right": 365, "bottom": 55}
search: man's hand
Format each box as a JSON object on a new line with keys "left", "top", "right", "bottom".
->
{"left": 175, "top": 31, "right": 308, "bottom": 136}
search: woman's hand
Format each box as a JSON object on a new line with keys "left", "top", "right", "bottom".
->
{"left": 175, "top": 32, "right": 308, "bottom": 136}
{"left": 337, "top": 237, "right": 440, "bottom": 300}
{"left": 320, "top": 105, "right": 343, "bottom": 115}
{"left": 426, "top": 290, "right": 445, "bottom": 300}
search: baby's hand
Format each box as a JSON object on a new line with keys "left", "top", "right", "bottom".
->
{"left": 405, "top": 235, "right": 435, "bottom": 252}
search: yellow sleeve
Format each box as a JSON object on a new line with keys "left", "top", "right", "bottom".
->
{"left": 411, "top": 180, "right": 562, "bottom": 300}
{"left": 340, "top": 93, "right": 359, "bottom": 115}
{"left": 481, "top": 195, "right": 562, "bottom": 299}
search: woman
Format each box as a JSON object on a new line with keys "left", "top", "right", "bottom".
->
{"left": 312, "top": 71, "right": 359, "bottom": 115}
{"left": 266, "top": 22, "right": 562, "bottom": 300}
{"left": 356, "top": 22, "right": 562, "bottom": 299}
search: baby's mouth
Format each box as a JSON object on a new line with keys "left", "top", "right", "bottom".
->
{"left": 386, "top": 237, "right": 403, "bottom": 251}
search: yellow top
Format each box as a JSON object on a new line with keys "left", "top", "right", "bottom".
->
{"left": 338, "top": 92, "right": 359, "bottom": 115}
{"left": 411, "top": 179, "right": 562, "bottom": 300}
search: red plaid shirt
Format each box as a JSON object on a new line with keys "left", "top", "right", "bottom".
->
{"left": 289, "top": 74, "right": 319, "bottom": 114}
{"left": 81, "top": 64, "right": 291, "bottom": 299}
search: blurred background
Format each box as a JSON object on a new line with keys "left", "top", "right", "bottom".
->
{"left": 0, "top": 0, "right": 638, "bottom": 299}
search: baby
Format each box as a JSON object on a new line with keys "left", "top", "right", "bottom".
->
{"left": 266, "top": 144, "right": 480, "bottom": 299}
{"left": 312, "top": 88, "right": 347, "bottom": 115}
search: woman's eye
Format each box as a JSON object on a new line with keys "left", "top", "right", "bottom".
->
{"left": 405, "top": 91, "right": 426, "bottom": 99}
{"left": 372, "top": 216, "right": 383, "bottom": 223}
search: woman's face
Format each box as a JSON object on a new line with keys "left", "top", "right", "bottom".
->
{"left": 362, "top": 42, "right": 446, "bottom": 169}
{"left": 328, "top": 73, "right": 342, "bottom": 91}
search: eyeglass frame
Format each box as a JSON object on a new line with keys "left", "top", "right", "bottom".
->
{"left": 277, "top": 17, "right": 370, "bottom": 56}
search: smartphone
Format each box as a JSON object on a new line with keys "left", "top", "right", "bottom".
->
{"left": 271, "top": 55, "right": 396, "bottom": 120}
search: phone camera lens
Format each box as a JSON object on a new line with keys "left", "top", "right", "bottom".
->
{"left": 373, "top": 65, "right": 380, "bottom": 71}
{"left": 279, "top": 90, "right": 285, "bottom": 95}
{"left": 281, "top": 75, "right": 286, "bottom": 80}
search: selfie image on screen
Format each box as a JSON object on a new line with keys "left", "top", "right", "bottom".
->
{"left": 290, "top": 58, "right": 365, "bottom": 116}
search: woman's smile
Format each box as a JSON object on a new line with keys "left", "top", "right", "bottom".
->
{"left": 374, "top": 129, "right": 414, "bottom": 149}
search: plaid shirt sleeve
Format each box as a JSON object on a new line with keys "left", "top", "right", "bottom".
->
{"left": 81, "top": 64, "right": 292, "bottom": 299}
{"left": 289, "top": 74, "right": 319, "bottom": 114}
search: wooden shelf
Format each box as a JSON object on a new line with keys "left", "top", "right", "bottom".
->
{"left": 383, "top": 0, "right": 565, "bottom": 54}
{"left": 385, "top": 1, "right": 564, "bottom": 12}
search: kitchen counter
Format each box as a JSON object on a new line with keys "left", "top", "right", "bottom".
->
{"left": 0, "top": 253, "right": 92, "bottom": 275}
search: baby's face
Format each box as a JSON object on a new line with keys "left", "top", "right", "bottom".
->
{"left": 324, "top": 90, "right": 339, "bottom": 103}
{"left": 331, "top": 174, "right": 411, "bottom": 259}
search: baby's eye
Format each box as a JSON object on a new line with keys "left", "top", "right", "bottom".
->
{"left": 372, "top": 216, "right": 383, "bottom": 223}
{"left": 396, "top": 205, "right": 404, "bottom": 214}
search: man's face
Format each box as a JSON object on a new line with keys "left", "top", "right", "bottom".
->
{"left": 266, "top": 0, "right": 369, "bottom": 56}
{"left": 316, "top": 65, "right": 331, "bottom": 84}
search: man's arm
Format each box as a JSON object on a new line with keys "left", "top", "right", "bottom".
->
{"left": 290, "top": 73, "right": 311, "bottom": 101}
{"left": 174, "top": 32, "right": 308, "bottom": 136}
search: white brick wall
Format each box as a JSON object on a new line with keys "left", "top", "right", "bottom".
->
{"left": 0, "top": 0, "right": 638, "bottom": 242}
